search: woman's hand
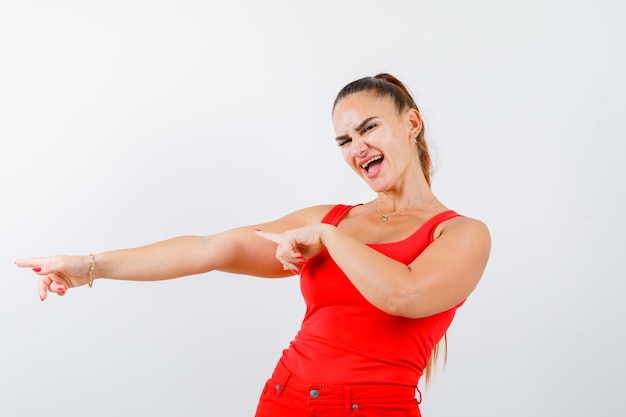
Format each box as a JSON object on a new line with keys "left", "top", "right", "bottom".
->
{"left": 254, "top": 224, "right": 334, "bottom": 274}
{"left": 15, "top": 255, "right": 93, "bottom": 301}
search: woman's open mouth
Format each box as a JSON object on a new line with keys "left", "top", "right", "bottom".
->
{"left": 361, "top": 155, "right": 384, "bottom": 177}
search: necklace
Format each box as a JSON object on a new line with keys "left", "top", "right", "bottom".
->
{"left": 375, "top": 197, "right": 436, "bottom": 222}
{"left": 376, "top": 207, "right": 396, "bottom": 222}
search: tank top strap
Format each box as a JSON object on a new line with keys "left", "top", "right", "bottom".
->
{"left": 425, "top": 210, "right": 462, "bottom": 242}
{"left": 321, "top": 204, "right": 357, "bottom": 226}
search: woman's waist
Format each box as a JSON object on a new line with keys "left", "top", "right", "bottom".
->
{"left": 279, "top": 341, "right": 423, "bottom": 386}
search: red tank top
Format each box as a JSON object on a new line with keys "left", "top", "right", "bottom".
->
{"left": 279, "top": 205, "right": 463, "bottom": 386}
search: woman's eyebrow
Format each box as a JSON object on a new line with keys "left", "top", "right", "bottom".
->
{"left": 334, "top": 116, "right": 377, "bottom": 142}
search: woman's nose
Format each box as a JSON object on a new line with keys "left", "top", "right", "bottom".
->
{"left": 350, "top": 138, "right": 368, "bottom": 157}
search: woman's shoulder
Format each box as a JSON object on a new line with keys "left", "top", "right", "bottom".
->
{"left": 447, "top": 213, "right": 489, "bottom": 230}
{"left": 435, "top": 212, "right": 491, "bottom": 244}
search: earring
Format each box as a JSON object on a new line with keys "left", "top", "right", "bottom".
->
{"left": 411, "top": 136, "right": 418, "bottom": 143}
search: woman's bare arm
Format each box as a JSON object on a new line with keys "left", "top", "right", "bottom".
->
{"left": 259, "top": 216, "right": 491, "bottom": 319}
{"left": 16, "top": 205, "right": 333, "bottom": 300}
{"left": 322, "top": 216, "right": 491, "bottom": 318}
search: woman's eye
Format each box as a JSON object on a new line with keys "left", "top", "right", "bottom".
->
{"left": 364, "top": 124, "right": 377, "bottom": 133}
{"left": 338, "top": 138, "right": 352, "bottom": 147}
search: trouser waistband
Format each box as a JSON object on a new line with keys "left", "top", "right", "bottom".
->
{"left": 269, "top": 360, "right": 419, "bottom": 413}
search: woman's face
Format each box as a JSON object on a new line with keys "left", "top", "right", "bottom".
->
{"left": 332, "top": 92, "right": 422, "bottom": 193}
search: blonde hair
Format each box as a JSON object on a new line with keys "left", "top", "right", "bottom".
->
{"left": 424, "top": 334, "right": 448, "bottom": 386}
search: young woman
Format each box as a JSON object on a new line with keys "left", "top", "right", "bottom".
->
{"left": 16, "top": 74, "right": 491, "bottom": 417}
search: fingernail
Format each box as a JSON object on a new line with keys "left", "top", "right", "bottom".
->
{"left": 40, "top": 295, "right": 44, "bottom": 302}
{"left": 58, "top": 287, "right": 65, "bottom": 294}
{"left": 253, "top": 228, "right": 261, "bottom": 232}
{"left": 32, "top": 268, "right": 41, "bottom": 272}
{"left": 290, "top": 268, "right": 299, "bottom": 275}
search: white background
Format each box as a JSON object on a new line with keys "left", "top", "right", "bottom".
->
{"left": 1, "top": 1, "right": 624, "bottom": 416}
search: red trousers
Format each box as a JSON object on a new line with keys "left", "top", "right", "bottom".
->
{"left": 254, "top": 361, "right": 422, "bottom": 417}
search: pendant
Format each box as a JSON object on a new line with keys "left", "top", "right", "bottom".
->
{"left": 381, "top": 214, "right": 389, "bottom": 222}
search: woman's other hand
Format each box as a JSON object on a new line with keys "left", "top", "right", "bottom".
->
{"left": 254, "top": 224, "right": 333, "bottom": 274}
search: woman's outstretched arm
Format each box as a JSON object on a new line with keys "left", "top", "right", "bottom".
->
{"left": 15, "top": 205, "right": 333, "bottom": 300}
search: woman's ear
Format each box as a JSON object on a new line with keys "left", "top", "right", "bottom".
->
{"left": 406, "top": 107, "right": 423, "bottom": 138}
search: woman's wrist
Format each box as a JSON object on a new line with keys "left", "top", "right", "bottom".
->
{"left": 319, "top": 223, "right": 337, "bottom": 247}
